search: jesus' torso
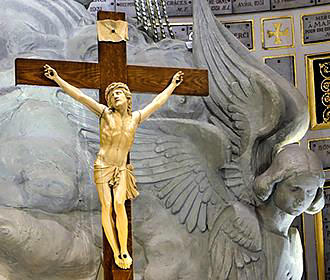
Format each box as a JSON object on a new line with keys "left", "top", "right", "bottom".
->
{"left": 94, "top": 108, "right": 139, "bottom": 168}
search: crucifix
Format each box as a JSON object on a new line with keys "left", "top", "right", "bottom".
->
{"left": 15, "top": 11, "right": 208, "bottom": 280}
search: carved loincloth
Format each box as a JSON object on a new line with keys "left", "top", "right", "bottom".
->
{"left": 94, "top": 164, "right": 139, "bottom": 200}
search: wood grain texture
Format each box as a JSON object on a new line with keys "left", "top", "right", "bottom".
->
{"left": 15, "top": 60, "right": 209, "bottom": 97}
{"left": 98, "top": 11, "right": 127, "bottom": 105}
{"left": 127, "top": 65, "right": 209, "bottom": 96}
{"left": 15, "top": 58, "right": 100, "bottom": 89}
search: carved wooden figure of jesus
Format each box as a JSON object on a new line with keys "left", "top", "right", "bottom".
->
{"left": 43, "top": 64, "right": 183, "bottom": 269}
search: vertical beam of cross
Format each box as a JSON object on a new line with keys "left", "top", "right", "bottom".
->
{"left": 97, "top": 12, "right": 133, "bottom": 280}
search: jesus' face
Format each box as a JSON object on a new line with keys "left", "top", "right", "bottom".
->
{"left": 108, "top": 89, "right": 128, "bottom": 110}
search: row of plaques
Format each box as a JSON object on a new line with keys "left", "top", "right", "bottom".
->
{"left": 89, "top": 0, "right": 330, "bottom": 17}
{"left": 212, "top": 13, "right": 330, "bottom": 46}
{"left": 272, "top": 53, "right": 330, "bottom": 133}
{"left": 171, "top": 12, "right": 330, "bottom": 49}
{"left": 171, "top": 21, "right": 254, "bottom": 49}
{"left": 89, "top": 1, "right": 330, "bottom": 46}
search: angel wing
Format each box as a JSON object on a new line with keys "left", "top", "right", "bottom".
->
{"left": 132, "top": 118, "right": 232, "bottom": 233}
{"left": 190, "top": 1, "right": 310, "bottom": 278}
{"left": 54, "top": 89, "right": 100, "bottom": 153}
{"left": 209, "top": 202, "right": 266, "bottom": 280}
{"left": 192, "top": 0, "right": 309, "bottom": 203}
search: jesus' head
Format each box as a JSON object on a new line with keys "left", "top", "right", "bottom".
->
{"left": 105, "top": 82, "right": 132, "bottom": 115}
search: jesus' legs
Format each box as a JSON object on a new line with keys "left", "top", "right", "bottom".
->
{"left": 97, "top": 183, "right": 124, "bottom": 269}
{"left": 114, "top": 200, "right": 132, "bottom": 269}
{"left": 114, "top": 174, "right": 132, "bottom": 269}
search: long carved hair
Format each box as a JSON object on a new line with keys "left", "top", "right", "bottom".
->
{"left": 105, "top": 82, "right": 132, "bottom": 115}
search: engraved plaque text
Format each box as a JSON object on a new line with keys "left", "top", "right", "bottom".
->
{"left": 223, "top": 21, "right": 254, "bottom": 49}
{"left": 166, "top": 0, "right": 192, "bottom": 17}
{"left": 115, "top": 0, "right": 136, "bottom": 17}
{"left": 303, "top": 12, "right": 330, "bottom": 44}
{"left": 208, "top": 0, "right": 232, "bottom": 15}
{"left": 88, "top": 0, "right": 115, "bottom": 17}
{"left": 232, "top": 0, "right": 271, "bottom": 14}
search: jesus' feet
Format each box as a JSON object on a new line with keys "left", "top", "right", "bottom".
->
{"left": 121, "top": 252, "right": 132, "bottom": 269}
{"left": 114, "top": 254, "right": 125, "bottom": 269}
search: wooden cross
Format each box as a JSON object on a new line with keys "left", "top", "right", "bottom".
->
{"left": 15, "top": 11, "right": 208, "bottom": 280}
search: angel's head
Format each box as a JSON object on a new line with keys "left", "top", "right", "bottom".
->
{"left": 105, "top": 82, "right": 132, "bottom": 115}
{"left": 254, "top": 145, "right": 325, "bottom": 216}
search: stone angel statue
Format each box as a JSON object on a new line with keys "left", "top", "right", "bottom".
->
{"left": 128, "top": 0, "right": 325, "bottom": 279}
{"left": 43, "top": 64, "right": 184, "bottom": 269}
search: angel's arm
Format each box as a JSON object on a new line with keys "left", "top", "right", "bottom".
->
{"left": 44, "top": 64, "right": 106, "bottom": 117}
{"left": 137, "top": 71, "right": 184, "bottom": 123}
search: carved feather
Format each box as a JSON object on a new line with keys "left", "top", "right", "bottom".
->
{"left": 209, "top": 202, "right": 265, "bottom": 279}
{"left": 132, "top": 118, "right": 231, "bottom": 233}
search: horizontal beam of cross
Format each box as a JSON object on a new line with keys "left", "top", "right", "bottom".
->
{"left": 15, "top": 58, "right": 208, "bottom": 96}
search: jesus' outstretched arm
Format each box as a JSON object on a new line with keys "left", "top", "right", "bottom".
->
{"left": 137, "top": 71, "right": 184, "bottom": 123}
{"left": 44, "top": 64, "right": 106, "bottom": 116}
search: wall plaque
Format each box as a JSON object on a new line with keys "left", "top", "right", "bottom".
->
{"left": 166, "top": 0, "right": 192, "bottom": 17}
{"left": 306, "top": 54, "right": 330, "bottom": 130}
{"left": 271, "top": 0, "right": 315, "bottom": 10}
{"left": 115, "top": 0, "right": 136, "bottom": 17}
{"left": 264, "top": 55, "right": 296, "bottom": 86}
{"left": 170, "top": 24, "right": 189, "bottom": 41}
{"left": 232, "top": 0, "right": 271, "bottom": 14}
{"left": 309, "top": 138, "right": 330, "bottom": 170}
{"left": 166, "top": 0, "right": 231, "bottom": 17}
{"left": 261, "top": 16, "right": 294, "bottom": 49}
{"left": 208, "top": 0, "right": 232, "bottom": 15}
{"left": 302, "top": 12, "right": 330, "bottom": 45}
{"left": 88, "top": 0, "right": 115, "bottom": 17}
{"left": 223, "top": 20, "right": 254, "bottom": 50}
{"left": 175, "top": 22, "right": 254, "bottom": 50}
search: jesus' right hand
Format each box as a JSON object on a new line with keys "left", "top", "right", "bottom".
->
{"left": 44, "top": 64, "right": 58, "bottom": 81}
